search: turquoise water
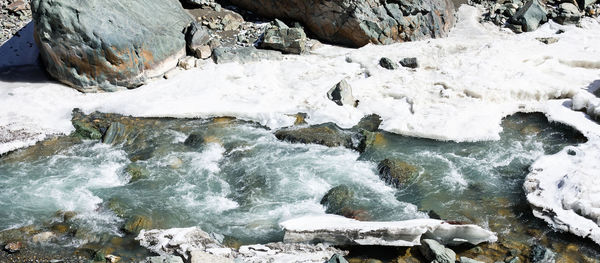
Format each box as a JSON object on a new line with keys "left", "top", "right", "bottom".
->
{"left": 0, "top": 112, "right": 592, "bottom": 260}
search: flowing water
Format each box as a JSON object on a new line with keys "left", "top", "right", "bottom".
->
{"left": 0, "top": 112, "right": 596, "bottom": 261}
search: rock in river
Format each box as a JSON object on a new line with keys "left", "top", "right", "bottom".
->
{"left": 377, "top": 159, "right": 420, "bottom": 188}
{"left": 274, "top": 123, "right": 364, "bottom": 151}
{"left": 31, "top": 0, "right": 193, "bottom": 92}
{"left": 227, "top": 0, "right": 455, "bottom": 47}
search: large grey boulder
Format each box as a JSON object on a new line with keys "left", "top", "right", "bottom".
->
{"left": 228, "top": 0, "right": 455, "bottom": 48}
{"left": 555, "top": 3, "right": 582, "bottom": 24}
{"left": 260, "top": 26, "right": 307, "bottom": 54}
{"left": 510, "top": 0, "right": 548, "bottom": 32}
{"left": 31, "top": 0, "right": 193, "bottom": 92}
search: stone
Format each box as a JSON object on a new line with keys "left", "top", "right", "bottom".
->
{"left": 7, "top": 0, "right": 28, "bottom": 13}
{"left": 237, "top": 242, "right": 345, "bottom": 263}
{"left": 274, "top": 123, "right": 364, "bottom": 151}
{"left": 106, "top": 255, "right": 121, "bottom": 263}
{"left": 535, "top": 37, "right": 559, "bottom": 44}
{"left": 212, "top": 47, "right": 283, "bottom": 64}
{"left": 123, "top": 215, "right": 152, "bottom": 234}
{"left": 184, "top": 132, "right": 204, "bottom": 148}
{"left": 141, "top": 256, "right": 184, "bottom": 263}
{"left": 103, "top": 122, "right": 127, "bottom": 145}
{"left": 320, "top": 185, "right": 355, "bottom": 215}
{"left": 274, "top": 19, "right": 289, "bottom": 29}
{"left": 198, "top": 45, "right": 212, "bottom": 59}
{"left": 460, "top": 257, "right": 485, "bottom": 263}
{"left": 136, "top": 227, "right": 226, "bottom": 259}
{"left": 260, "top": 26, "right": 307, "bottom": 54}
{"left": 400, "top": 57, "right": 419, "bottom": 68}
{"left": 510, "top": 0, "right": 548, "bottom": 32}
{"left": 32, "top": 231, "right": 56, "bottom": 243}
{"left": 178, "top": 56, "right": 196, "bottom": 70}
{"left": 228, "top": 0, "right": 455, "bottom": 47}
{"left": 555, "top": 3, "right": 582, "bottom": 25}
{"left": 73, "top": 120, "right": 103, "bottom": 140}
{"left": 190, "top": 250, "right": 234, "bottom": 263}
{"left": 328, "top": 254, "right": 349, "bottom": 263}
{"left": 530, "top": 244, "right": 555, "bottom": 263}
{"left": 577, "top": 0, "right": 597, "bottom": 10}
{"left": 4, "top": 241, "right": 22, "bottom": 253}
{"left": 353, "top": 114, "right": 382, "bottom": 132}
{"left": 31, "top": 0, "right": 193, "bottom": 92}
{"left": 379, "top": 57, "right": 398, "bottom": 70}
{"left": 328, "top": 80, "right": 357, "bottom": 107}
{"left": 221, "top": 14, "right": 243, "bottom": 31}
{"left": 186, "top": 22, "right": 211, "bottom": 58}
{"left": 377, "top": 159, "right": 419, "bottom": 188}
{"left": 419, "top": 239, "right": 456, "bottom": 263}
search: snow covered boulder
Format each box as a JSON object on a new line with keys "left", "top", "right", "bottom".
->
{"left": 31, "top": 0, "right": 193, "bottom": 92}
{"left": 227, "top": 0, "right": 455, "bottom": 47}
{"left": 280, "top": 215, "right": 497, "bottom": 247}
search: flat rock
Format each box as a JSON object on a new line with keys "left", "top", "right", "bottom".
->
{"left": 274, "top": 123, "right": 364, "bottom": 151}
{"left": 419, "top": 239, "right": 456, "bottom": 263}
{"left": 31, "top": 0, "right": 193, "bottom": 92}
{"left": 280, "top": 215, "right": 498, "bottom": 247}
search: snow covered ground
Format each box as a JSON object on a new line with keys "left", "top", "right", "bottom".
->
{"left": 1, "top": 5, "right": 600, "bottom": 245}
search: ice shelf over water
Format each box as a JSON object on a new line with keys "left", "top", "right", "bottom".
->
{"left": 280, "top": 215, "right": 498, "bottom": 246}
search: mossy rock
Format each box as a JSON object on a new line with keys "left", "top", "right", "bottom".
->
{"left": 125, "top": 163, "right": 149, "bottom": 183}
{"left": 320, "top": 185, "right": 354, "bottom": 215}
{"left": 123, "top": 215, "right": 152, "bottom": 234}
{"left": 72, "top": 120, "right": 103, "bottom": 140}
{"left": 377, "top": 159, "right": 420, "bottom": 188}
{"left": 106, "top": 198, "right": 128, "bottom": 218}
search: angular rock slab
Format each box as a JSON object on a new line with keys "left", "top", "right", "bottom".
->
{"left": 280, "top": 215, "right": 497, "bottom": 247}
{"left": 31, "top": 0, "right": 193, "bottom": 92}
{"left": 228, "top": 0, "right": 455, "bottom": 47}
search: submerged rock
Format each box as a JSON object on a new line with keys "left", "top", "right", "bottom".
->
{"left": 227, "top": 0, "right": 455, "bottom": 47}
{"left": 530, "top": 244, "right": 555, "bottom": 263}
{"left": 123, "top": 215, "right": 152, "bottom": 234}
{"left": 280, "top": 215, "right": 498, "bottom": 247}
{"left": 31, "top": 0, "right": 193, "bottom": 92}
{"left": 328, "top": 80, "right": 358, "bottom": 107}
{"left": 377, "top": 159, "right": 420, "bottom": 188}
{"left": 419, "top": 239, "right": 456, "bottom": 263}
{"left": 260, "top": 26, "right": 307, "bottom": 54}
{"left": 125, "top": 163, "right": 150, "bottom": 183}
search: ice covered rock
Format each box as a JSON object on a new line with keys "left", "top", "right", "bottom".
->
{"left": 140, "top": 256, "right": 184, "bottom": 263}
{"left": 212, "top": 47, "right": 283, "bottom": 64}
{"left": 227, "top": 0, "right": 455, "bottom": 47}
{"left": 237, "top": 242, "right": 346, "bottom": 263}
{"left": 328, "top": 80, "right": 358, "bottom": 107}
{"left": 280, "top": 215, "right": 497, "bottom": 247}
{"left": 31, "top": 0, "right": 193, "bottom": 92}
{"left": 136, "top": 227, "right": 229, "bottom": 259}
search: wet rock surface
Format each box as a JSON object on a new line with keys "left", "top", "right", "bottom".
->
{"left": 274, "top": 122, "right": 365, "bottom": 151}
{"left": 377, "top": 159, "right": 420, "bottom": 188}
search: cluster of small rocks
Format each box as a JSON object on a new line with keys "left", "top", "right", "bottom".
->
{"left": 480, "top": 0, "right": 600, "bottom": 33}
{"left": 0, "top": 0, "right": 31, "bottom": 44}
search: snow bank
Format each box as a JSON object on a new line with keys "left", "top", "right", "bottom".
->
{"left": 1, "top": 5, "right": 600, "bottom": 155}
{"left": 280, "top": 214, "right": 498, "bottom": 246}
